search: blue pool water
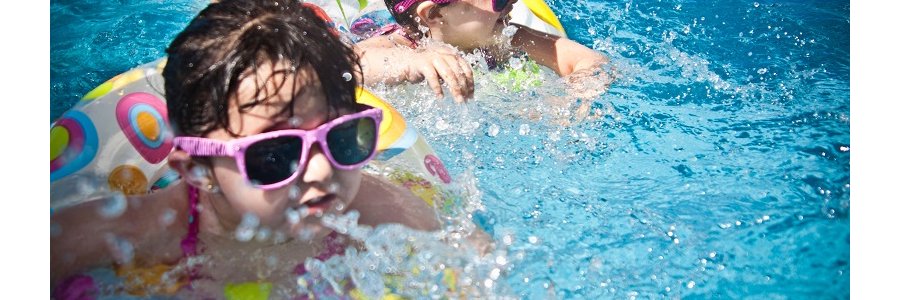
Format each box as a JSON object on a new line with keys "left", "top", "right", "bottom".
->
{"left": 51, "top": 0, "right": 850, "bottom": 298}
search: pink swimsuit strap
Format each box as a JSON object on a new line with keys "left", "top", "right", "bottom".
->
{"left": 379, "top": 24, "right": 419, "bottom": 49}
{"left": 181, "top": 185, "right": 201, "bottom": 257}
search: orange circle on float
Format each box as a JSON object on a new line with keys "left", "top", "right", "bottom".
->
{"left": 108, "top": 165, "right": 149, "bottom": 196}
{"left": 136, "top": 111, "right": 160, "bottom": 141}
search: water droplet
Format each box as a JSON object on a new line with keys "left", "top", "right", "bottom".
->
{"left": 327, "top": 183, "right": 341, "bottom": 194}
{"left": 501, "top": 234, "right": 513, "bottom": 245}
{"left": 435, "top": 118, "right": 449, "bottom": 130}
{"left": 487, "top": 124, "right": 500, "bottom": 137}
{"left": 484, "top": 278, "right": 494, "bottom": 288}
{"left": 298, "top": 206, "right": 311, "bottom": 219}
{"left": 99, "top": 194, "right": 127, "bottom": 219}
{"left": 285, "top": 208, "right": 301, "bottom": 225}
{"left": 334, "top": 200, "right": 346, "bottom": 211}
{"left": 255, "top": 227, "right": 271, "bottom": 242}
{"left": 342, "top": 72, "right": 353, "bottom": 82}
{"left": 159, "top": 208, "right": 176, "bottom": 226}
{"left": 288, "top": 190, "right": 311, "bottom": 207}
{"left": 502, "top": 25, "right": 518, "bottom": 37}
{"left": 518, "top": 124, "right": 530, "bottom": 135}
{"left": 105, "top": 234, "right": 134, "bottom": 264}
{"left": 288, "top": 117, "right": 303, "bottom": 128}
{"left": 188, "top": 166, "right": 209, "bottom": 182}
{"left": 757, "top": 68, "right": 768, "bottom": 75}
{"left": 496, "top": 256, "right": 508, "bottom": 266}
{"left": 235, "top": 213, "right": 260, "bottom": 242}
{"left": 528, "top": 236, "right": 539, "bottom": 244}
{"left": 687, "top": 280, "right": 696, "bottom": 288}
{"left": 489, "top": 268, "right": 501, "bottom": 280}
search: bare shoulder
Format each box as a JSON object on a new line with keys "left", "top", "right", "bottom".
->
{"left": 348, "top": 173, "right": 441, "bottom": 231}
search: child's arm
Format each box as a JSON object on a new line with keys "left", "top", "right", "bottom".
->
{"left": 51, "top": 187, "right": 189, "bottom": 286}
{"left": 354, "top": 34, "right": 474, "bottom": 103}
{"left": 351, "top": 173, "right": 441, "bottom": 231}
{"left": 510, "top": 24, "right": 610, "bottom": 77}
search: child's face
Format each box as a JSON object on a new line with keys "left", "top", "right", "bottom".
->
{"left": 435, "top": 0, "right": 516, "bottom": 50}
{"left": 202, "top": 62, "right": 362, "bottom": 236}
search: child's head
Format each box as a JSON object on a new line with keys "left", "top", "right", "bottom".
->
{"left": 163, "top": 0, "right": 377, "bottom": 235}
{"left": 386, "top": 0, "right": 517, "bottom": 50}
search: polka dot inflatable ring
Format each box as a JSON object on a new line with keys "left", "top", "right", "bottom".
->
{"left": 116, "top": 92, "right": 172, "bottom": 164}
{"left": 50, "top": 110, "right": 98, "bottom": 182}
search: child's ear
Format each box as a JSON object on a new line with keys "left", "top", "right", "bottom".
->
{"left": 415, "top": 1, "right": 444, "bottom": 27}
{"left": 168, "top": 150, "right": 218, "bottom": 191}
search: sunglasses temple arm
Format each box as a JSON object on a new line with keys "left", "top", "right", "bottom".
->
{"left": 173, "top": 137, "right": 235, "bottom": 156}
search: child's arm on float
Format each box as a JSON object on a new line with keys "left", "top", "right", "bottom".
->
{"left": 51, "top": 189, "right": 189, "bottom": 286}
{"left": 354, "top": 34, "right": 474, "bottom": 103}
{"left": 351, "top": 173, "right": 441, "bottom": 231}
{"left": 510, "top": 24, "right": 610, "bottom": 78}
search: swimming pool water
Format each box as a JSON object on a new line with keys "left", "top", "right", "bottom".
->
{"left": 51, "top": 0, "right": 850, "bottom": 298}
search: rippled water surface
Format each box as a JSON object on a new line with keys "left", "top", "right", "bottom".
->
{"left": 51, "top": 0, "right": 849, "bottom": 298}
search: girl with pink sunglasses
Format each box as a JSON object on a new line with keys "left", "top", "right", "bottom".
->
{"left": 51, "top": 0, "right": 455, "bottom": 297}
{"left": 356, "top": 0, "right": 612, "bottom": 104}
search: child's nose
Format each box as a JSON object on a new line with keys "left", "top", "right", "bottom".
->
{"left": 301, "top": 143, "right": 334, "bottom": 184}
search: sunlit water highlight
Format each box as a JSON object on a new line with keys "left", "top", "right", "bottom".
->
{"left": 51, "top": 0, "right": 849, "bottom": 298}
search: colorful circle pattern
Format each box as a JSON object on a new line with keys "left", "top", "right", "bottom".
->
{"left": 116, "top": 92, "right": 173, "bottom": 164}
{"left": 50, "top": 110, "right": 99, "bottom": 182}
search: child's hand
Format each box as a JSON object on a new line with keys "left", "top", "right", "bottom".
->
{"left": 406, "top": 46, "right": 474, "bottom": 103}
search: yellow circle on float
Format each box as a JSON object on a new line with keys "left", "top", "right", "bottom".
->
{"left": 108, "top": 165, "right": 149, "bottom": 196}
{"left": 50, "top": 126, "right": 70, "bottom": 161}
{"left": 136, "top": 111, "right": 160, "bottom": 141}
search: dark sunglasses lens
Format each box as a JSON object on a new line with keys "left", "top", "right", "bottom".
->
{"left": 326, "top": 117, "right": 378, "bottom": 166}
{"left": 494, "top": 0, "right": 510, "bottom": 11}
{"left": 244, "top": 136, "right": 303, "bottom": 185}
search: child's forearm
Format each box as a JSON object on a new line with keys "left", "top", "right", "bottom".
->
{"left": 511, "top": 24, "right": 610, "bottom": 77}
{"left": 354, "top": 45, "right": 418, "bottom": 85}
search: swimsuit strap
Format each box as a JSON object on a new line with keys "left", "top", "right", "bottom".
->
{"left": 181, "top": 185, "right": 201, "bottom": 257}
{"left": 180, "top": 185, "right": 202, "bottom": 283}
{"left": 379, "top": 24, "right": 419, "bottom": 49}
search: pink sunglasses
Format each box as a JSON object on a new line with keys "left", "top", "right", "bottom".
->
{"left": 173, "top": 105, "right": 382, "bottom": 190}
{"left": 392, "top": 0, "right": 512, "bottom": 14}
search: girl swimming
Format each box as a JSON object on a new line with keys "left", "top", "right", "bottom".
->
{"left": 51, "top": 0, "right": 440, "bottom": 297}
{"left": 356, "top": 0, "right": 612, "bottom": 104}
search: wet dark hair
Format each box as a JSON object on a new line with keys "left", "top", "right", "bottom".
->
{"left": 164, "top": 0, "right": 360, "bottom": 137}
